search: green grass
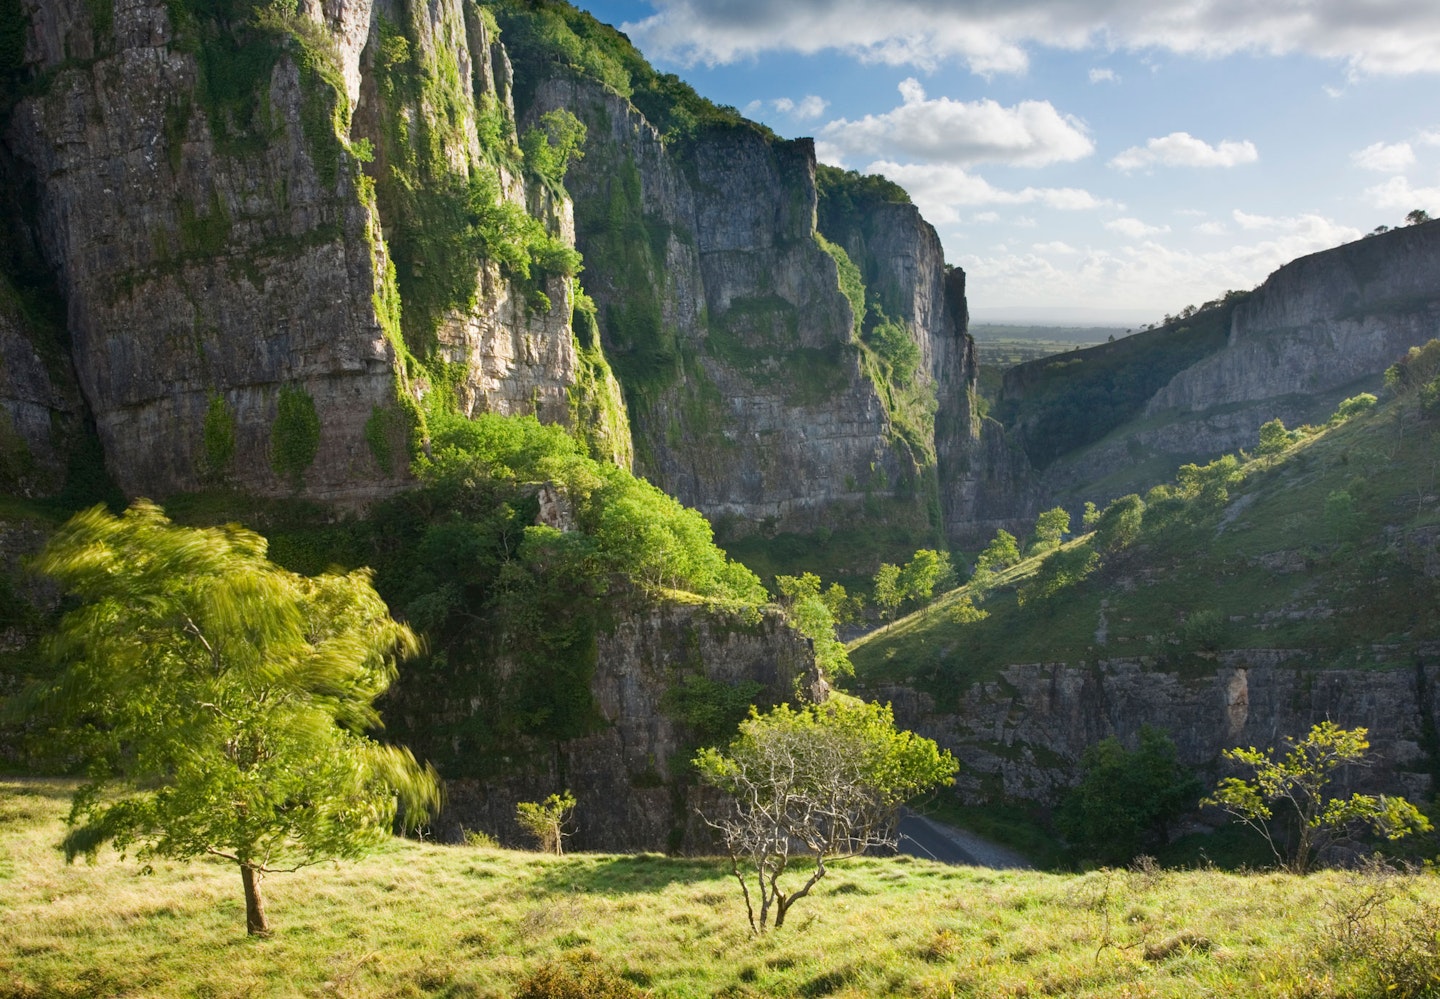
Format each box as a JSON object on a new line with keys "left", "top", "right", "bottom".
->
{"left": 5, "top": 778, "right": 1440, "bottom": 997}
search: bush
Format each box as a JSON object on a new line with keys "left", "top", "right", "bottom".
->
{"left": 270, "top": 384, "right": 320, "bottom": 487}
{"left": 1330, "top": 392, "right": 1377, "bottom": 424}
{"left": 1055, "top": 727, "right": 1202, "bottom": 866}
{"left": 1093, "top": 494, "right": 1144, "bottom": 553}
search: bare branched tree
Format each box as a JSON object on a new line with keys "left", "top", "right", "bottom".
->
{"left": 695, "top": 701, "right": 956, "bottom": 932}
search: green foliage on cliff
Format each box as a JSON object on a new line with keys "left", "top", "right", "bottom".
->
{"left": 489, "top": 0, "right": 770, "bottom": 145}
{"left": 573, "top": 157, "right": 678, "bottom": 402}
{"left": 233, "top": 411, "right": 764, "bottom": 776}
{"left": 269, "top": 384, "right": 319, "bottom": 488}
{"left": 568, "top": 289, "right": 633, "bottom": 466}
{"left": 369, "top": 10, "right": 578, "bottom": 354}
{"left": 201, "top": 393, "right": 236, "bottom": 479}
{"left": 815, "top": 164, "right": 912, "bottom": 217}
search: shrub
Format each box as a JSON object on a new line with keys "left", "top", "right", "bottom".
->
{"left": 270, "top": 384, "right": 320, "bottom": 487}
{"left": 1330, "top": 393, "right": 1377, "bottom": 424}
{"left": 1055, "top": 727, "right": 1202, "bottom": 866}
{"left": 516, "top": 791, "right": 577, "bottom": 856}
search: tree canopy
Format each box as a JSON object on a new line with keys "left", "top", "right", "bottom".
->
{"left": 28, "top": 502, "right": 440, "bottom": 934}
{"left": 695, "top": 700, "right": 957, "bottom": 932}
{"left": 1204, "top": 722, "right": 1430, "bottom": 873}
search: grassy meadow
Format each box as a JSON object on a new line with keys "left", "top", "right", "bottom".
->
{"left": 5, "top": 779, "right": 1440, "bottom": 998}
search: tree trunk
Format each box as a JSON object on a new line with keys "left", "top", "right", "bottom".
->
{"left": 242, "top": 864, "right": 270, "bottom": 935}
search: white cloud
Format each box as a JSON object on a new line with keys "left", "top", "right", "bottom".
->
{"left": 1352, "top": 141, "right": 1417, "bottom": 172}
{"left": 623, "top": 0, "right": 1440, "bottom": 78}
{"left": 1195, "top": 221, "right": 1230, "bottom": 236}
{"left": 1088, "top": 67, "right": 1119, "bottom": 83}
{"left": 1033, "top": 240, "right": 1079, "bottom": 254}
{"left": 1420, "top": 129, "right": 1440, "bottom": 147}
{"left": 862, "top": 160, "right": 1108, "bottom": 224}
{"left": 953, "top": 214, "right": 1361, "bottom": 314}
{"left": 794, "top": 95, "right": 829, "bottom": 119}
{"left": 1105, "top": 217, "right": 1170, "bottom": 238}
{"left": 1110, "top": 132, "right": 1259, "bottom": 171}
{"left": 820, "top": 79, "right": 1094, "bottom": 167}
{"left": 746, "top": 95, "right": 832, "bottom": 120}
{"left": 972, "top": 211, "right": 1002, "bottom": 223}
{"left": 1363, "top": 175, "right": 1440, "bottom": 211}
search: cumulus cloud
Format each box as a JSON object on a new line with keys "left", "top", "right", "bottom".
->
{"left": 1195, "top": 221, "right": 1230, "bottom": 236}
{"left": 1363, "top": 175, "right": 1440, "bottom": 211}
{"left": 820, "top": 79, "right": 1093, "bottom": 167}
{"left": 622, "top": 0, "right": 1440, "bottom": 78}
{"left": 864, "top": 160, "right": 1107, "bottom": 224}
{"left": 1110, "top": 132, "right": 1259, "bottom": 171}
{"left": 1352, "top": 141, "right": 1417, "bottom": 172}
{"left": 1033, "top": 240, "right": 1079, "bottom": 254}
{"left": 1088, "top": 67, "right": 1119, "bottom": 83}
{"left": 1105, "top": 217, "right": 1170, "bottom": 238}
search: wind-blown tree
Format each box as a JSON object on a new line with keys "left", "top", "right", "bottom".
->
{"left": 27, "top": 502, "right": 440, "bottom": 935}
{"left": 1204, "top": 722, "right": 1430, "bottom": 873}
{"left": 695, "top": 700, "right": 957, "bottom": 933}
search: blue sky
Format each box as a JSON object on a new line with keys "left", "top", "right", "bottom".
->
{"left": 571, "top": 0, "right": 1440, "bottom": 324}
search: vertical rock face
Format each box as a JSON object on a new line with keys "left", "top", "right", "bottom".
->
{"left": 526, "top": 70, "right": 1005, "bottom": 546}
{"left": 530, "top": 75, "right": 920, "bottom": 537}
{"left": 0, "top": 284, "right": 82, "bottom": 496}
{"left": 9, "top": 0, "right": 401, "bottom": 502}
{"left": 437, "top": 602, "right": 818, "bottom": 851}
{"left": 1148, "top": 222, "right": 1440, "bottom": 421}
{"left": 2, "top": 0, "right": 614, "bottom": 502}
{"left": 874, "top": 652, "right": 1440, "bottom": 805}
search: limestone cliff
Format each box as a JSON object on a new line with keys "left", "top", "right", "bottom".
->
{"left": 1148, "top": 221, "right": 1440, "bottom": 419}
{"left": 396, "top": 601, "right": 818, "bottom": 851}
{"left": 493, "top": 4, "right": 1002, "bottom": 556}
{"left": 1, "top": 0, "right": 626, "bottom": 502}
{"left": 523, "top": 72, "right": 932, "bottom": 541}
{"left": 873, "top": 651, "right": 1440, "bottom": 806}
{"left": 1010, "top": 223, "right": 1440, "bottom": 514}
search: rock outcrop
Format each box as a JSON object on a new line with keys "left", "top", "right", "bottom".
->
{"left": 526, "top": 73, "right": 940, "bottom": 540}
{"left": 435, "top": 601, "right": 819, "bottom": 851}
{"left": 874, "top": 651, "right": 1440, "bottom": 805}
{"left": 1149, "top": 222, "right": 1440, "bottom": 419}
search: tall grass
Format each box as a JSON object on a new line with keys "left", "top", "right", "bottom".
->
{"left": 2, "top": 779, "right": 1436, "bottom": 997}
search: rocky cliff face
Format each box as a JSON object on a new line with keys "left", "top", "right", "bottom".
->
{"left": 1, "top": 0, "right": 620, "bottom": 503}
{"left": 873, "top": 650, "right": 1440, "bottom": 806}
{"left": 525, "top": 74, "right": 933, "bottom": 540}
{"left": 434, "top": 601, "right": 819, "bottom": 851}
{"left": 0, "top": 280, "right": 82, "bottom": 496}
{"left": 1025, "top": 224, "right": 1440, "bottom": 513}
{"left": 1150, "top": 222, "right": 1440, "bottom": 419}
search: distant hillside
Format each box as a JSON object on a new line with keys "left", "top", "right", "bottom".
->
{"left": 986, "top": 221, "right": 1440, "bottom": 527}
{"left": 850, "top": 381, "right": 1440, "bottom": 802}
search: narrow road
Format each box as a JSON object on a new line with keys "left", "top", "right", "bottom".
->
{"left": 896, "top": 811, "right": 1033, "bottom": 869}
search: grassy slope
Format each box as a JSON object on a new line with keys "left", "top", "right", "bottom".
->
{"left": 850, "top": 395, "right": 1440, "bottom": 705}
{"left": 5, "top": 779, "right": 1439, "bottom": 999}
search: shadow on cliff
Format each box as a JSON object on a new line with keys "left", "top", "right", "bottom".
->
{"left": 524, "top": 852, "right": 729, "bottom": 896}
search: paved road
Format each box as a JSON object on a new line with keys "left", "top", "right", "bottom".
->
{"left": 896, "top": 811, "right": 1033, "bottom": 869}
